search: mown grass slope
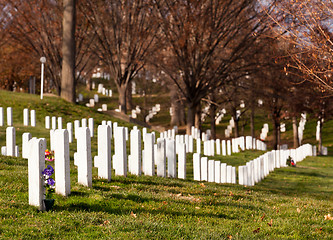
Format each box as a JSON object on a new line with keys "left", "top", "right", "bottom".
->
{"left": 0, "top": 90, "right": 332, "bottom": 239}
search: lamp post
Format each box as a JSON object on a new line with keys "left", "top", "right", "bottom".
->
{"left": 40, "top": 57, "right": 46, "bottom": 100}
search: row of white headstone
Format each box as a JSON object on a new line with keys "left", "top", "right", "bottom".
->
{"left": 145, "top": 104, "right": 161, "bottom": 122}
{"left": 225, "top": 117, "right": 235, "bottom": 138}
{"left": 202, "top": 136, "right": 266, "bottom": 157}
{"left": 215, "top": 108, "right": 226, "bottom": 125}
{"left": 238, "top": 144, "right": 315, "bottom": 186}
{"left": 21, "top": 121, "right": 314, "bottom": 210}
{"left": 260, "top": 123, "right": 269, "bottom": 141}
{"left": 193, "top": 154, "right": 237, "bottom": 184}
{"left": 0, "top": 107, "right": 37, "bottom": 127}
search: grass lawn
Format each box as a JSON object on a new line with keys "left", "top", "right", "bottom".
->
{"left": 0, "top": 90, "right": 332, "bottom": 239}
{"left": 0, "top": 154, "right": 332, "bottom": 239}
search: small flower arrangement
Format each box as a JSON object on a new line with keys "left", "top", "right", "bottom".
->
{"left": 42, "top": 165, "right": 55, "bottom": 199}
{"left": 45, "top": 149, "right": 55, "bottom": 162}
{"left": 286, "top": 156, "right": 296, "bottom": 167}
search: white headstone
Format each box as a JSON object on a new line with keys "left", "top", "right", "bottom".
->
{"left": 74, "top": 120, "right": 80, "bottom": 139}
{"left": 178, "top": 143, "right": 186, "bottom": 179}
{"left": 216, "top": 139, "right": 221, "bottom": 155}
{"left": 215, "top": 161, "right": 221, "bottom": 183}
{"left": 89, "top": 99, "right": 95, "bottom": 107}
{"left": 78, "top": 93, "right": 83, "bottom": 102}
{"left": 54, "top": 129, "right": 71, "bottom": 196}
{"left": 88, "top": 118, "right": 94, "bottom": 137}
{"left": 30, "top": 110, "right": 36, "bottom": 127}
{"left": 193, "top": 153, "right": 201, "bottom": 181}
{"left": 200, "top": 157, "right": 208, "bottom": 181}
{"left": 196, "top": 138, "right": 201, "bottom": 154}
{"left": 22, "top": 132, "right": 32, "bottom": 159}
{"left": 57, "top": 117, "right": 62, "bottom": 129}
{"left": 143, "top": 133, "right": 155, "bottom": 176}
{"left": 166, "top": 139, "right": 176, "bottom": 178}
{"left": 7, "top": 107, "right": 12, "bottom": 126}
{"left": 94, "top": 94, "right": 99, "bottom": 103}
{"left": 82, "top": 118, "right": 87, "bottom": 128}
{"left": 6, "top": 127, "right": 16, "bottom": 156}
{"left": 67, "top": 122, "right": 73, "bottom": 143}
{"left": 238, "top": 166, "right": 244, "bottom": 185}
{"left": 23, "top": 108, "right": 29, "bottom": 126}
{"left": 226, "top": 165, "right": 232, "bottom": 183}
{"left": 94, "top": 125, "right": 112, "bottom": 181}
{"left": 28, "top": 138, "right": 46, "bottom": 210}
{"left": 45, "top": 116, "right": 50, "bottom": 129}
{"left": 208, "top": 160, "right": 215, "bottom": 182}
{"left": 227, "top": 140, "right": 231, "bottom": 155}
{"left": 51, "top": 116, "right": 56, "bottom": 130}
{"left": 221, "top": 163, "right": 227, "bottom": 183}
{"left": 102, "top": 104, "right": 107, "bottom": 111}
{"left": 156, "top": 138, "right": 166, "bottom": 177}
{"left": 113, "top": 127, "right": 127, "bottom": 176}
{"left": 129, "top": 129, "right": 142, "bottom": 176}
{"left": 221, "top": 140, "right": 226, "bottom": 156}
{"left": 210, "top": 139, "right": 215, "bottom": 156}
{"left": 74, "top": 127, "right": 92, "bottom": 187}
{"left": 231, "top": 167, "right": 236, "bottom": 184}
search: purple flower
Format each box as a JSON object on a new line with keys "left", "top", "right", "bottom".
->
{"left": 47, "top": 178, "right": 55, "bottom": 186}
{"left": 42, "top": 165, "right": 54, "bottom": 177}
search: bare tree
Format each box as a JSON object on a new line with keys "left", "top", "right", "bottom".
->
{"left": 153, "top": 0, "right": 274, "bottom": 134}
{"left": 83, "top": 0, "right": 158, "bottom": 114}
{"left": 61, "top": 0, "right": 76, "bottom": 102}
{"left": 3, "top": 0, "right": 96, "bottom": 97}
{"left": 267, "top": 0, "right": 333, "bottom": 92}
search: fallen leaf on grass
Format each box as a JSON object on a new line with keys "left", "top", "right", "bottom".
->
{"left": 267, "top": 219, "right": 273, "bottom": 227}
{"left": 227, "top": 235, "right": 233, "bottom": 239}
{"left": 199, "top": 183, "right": 206, "bottom": 188}
{"left": 130, "top": 211, "right": 137, "bottom": 218}
{"left": 111, "top": 185, "right": 120, "bottom": 189}
{"left": 176, "top": 193, "right": 182, "bottom": 197}
{"left": 324, "top": 214, "right": 332, "bottom": 220}
{"left": 297, "top": 208, "right": 301, "bottom": 213}
{"left": 253, "top": 227, "right": 260, "bottom": 233}
{"left": 195, "top": 206, "right": 200, "bottom": 209}
{"left": 261, "top": 214, "right": 265, "bottom": 221}
{"left": 229, "top": 191, "right": 234, "bottom": 196}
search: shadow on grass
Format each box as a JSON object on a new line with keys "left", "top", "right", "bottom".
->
{"left": 53, "top": 190, "right": 261, "bottom": 220}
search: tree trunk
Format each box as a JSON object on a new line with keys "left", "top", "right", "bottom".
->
{"left": 210, "top": 103, "right": 216, "bottom": 140}
{"left": 170, "top": 86, "right": 183, "bottom": 126}
{"left": 126, "top": 82, "right": 133, "bottom": 111}
{"left": 292, "top": 116, "right": 300, "bottom": 148}
{"left": 273, "top": 118, "right": 280, "bottom": 150}
{"left": 195, "top": 103, "right": 201, "bottom": 129}
{"left": 61, "top": 0, "right": 76, "bottom": 103}
{"left": 250, "top": 101, "right": 255, "bottom": 138}
{"left": 117, "top": 84, "right": 127, "bottom": 114}
{"left": 186, "top": 102, "right": 196, "bottom": 135}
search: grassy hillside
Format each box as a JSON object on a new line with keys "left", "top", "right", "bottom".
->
{"left": 0, "top": 90, "right": 332, "bottom": 239}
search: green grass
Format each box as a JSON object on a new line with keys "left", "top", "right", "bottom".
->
{"left": 0, "top": 154, "right": 332, "bottom": 239}
{"left": 0, "top": 90, "right": 332, "bottom": 239}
